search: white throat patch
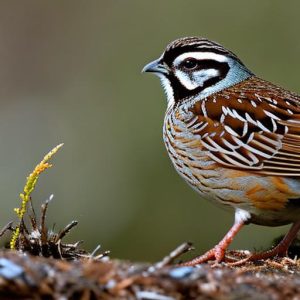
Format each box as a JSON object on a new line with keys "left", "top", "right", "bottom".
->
{"left": 157, "top": 73, "right": 175, "bottom": 108}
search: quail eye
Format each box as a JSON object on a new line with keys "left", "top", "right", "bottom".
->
{"left": 182, "top": 58, "right": 198, "bottom": 70}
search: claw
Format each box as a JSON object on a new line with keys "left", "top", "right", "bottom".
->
{"left": 180, "top": 220, "right": 244, "bottom": 266}
{"left": 227, "top": 221, "right": 300, "bottom": 267}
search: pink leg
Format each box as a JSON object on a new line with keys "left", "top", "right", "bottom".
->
{"left": 229, "top": 221, "right": 300, "bottom": 266}
{"left": 180, "top": 220, "right": 244, "bottom": 266}
{"left": 249, "top": 220, "right": 300, "bottom": 260}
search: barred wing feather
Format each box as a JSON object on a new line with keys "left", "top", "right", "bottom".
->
{"left": 187, "top": 78, "right": 300, "bottom": 176}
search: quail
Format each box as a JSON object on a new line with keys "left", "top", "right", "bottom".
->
{"left": 143, "top": 37, "right": 300, "bottom": 265}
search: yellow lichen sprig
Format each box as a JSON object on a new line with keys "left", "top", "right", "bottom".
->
{"left": 10, "top": 143, "right": 64, "bottom": 249}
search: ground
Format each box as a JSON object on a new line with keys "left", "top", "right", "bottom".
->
{"left": 1, "top": 247, "right": 300, "bottom": 299}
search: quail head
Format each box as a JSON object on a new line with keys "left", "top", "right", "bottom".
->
{"left": 143, "top": 37, "right": 300, "bottom": 265}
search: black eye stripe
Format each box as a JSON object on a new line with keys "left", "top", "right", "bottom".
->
{"left": 166, "top": 60, "right": 230, "bottom": 101}
{"left": 179, "top": 59, "right": 229, "bottom": 73}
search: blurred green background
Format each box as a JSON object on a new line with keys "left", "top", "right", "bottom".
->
{"left": 0, "top": 0, "right": 299, "bottom": 262}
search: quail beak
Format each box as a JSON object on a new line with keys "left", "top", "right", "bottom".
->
{"left": 142, "top": 59, "right": 169, "bottom": 75}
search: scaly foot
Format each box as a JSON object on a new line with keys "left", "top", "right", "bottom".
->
{"left": 180, "top": 220, "right": 244, "bottom": 266}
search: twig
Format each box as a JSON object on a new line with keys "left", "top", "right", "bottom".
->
{"left": 40, "top": 195, "right": 53, "bottom": 245}
{"left": 149, "top": 242, "right": 194, "bottom": 272}
{"left": 0, "top": 222, "right": 13, "bottom": 237}
{"left": 29, "top": 197, "right": 37, "bottom": 228}
{"left": 55, "top": 220, "right": 78, "bottom": 242}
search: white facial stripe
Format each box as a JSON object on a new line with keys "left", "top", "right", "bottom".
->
{"left": 175, "top": 68, "right": 220, "bottom": 90}
{"left": 175, "top": 71, "right": 191, "bottom": 89}
{"left": 174, "top": 52, "right": 228, "bottom": 66}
